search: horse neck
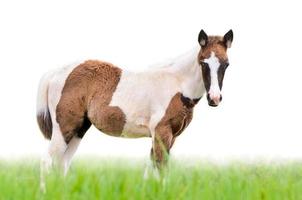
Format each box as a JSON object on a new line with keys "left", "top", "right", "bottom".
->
{"left": 166, "top": 47, "right": 206, "bottom": 99}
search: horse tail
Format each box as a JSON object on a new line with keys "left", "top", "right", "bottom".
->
{"left": 36, "top": 70, "right": 55, "bottom": 140}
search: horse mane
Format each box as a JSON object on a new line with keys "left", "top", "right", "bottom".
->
{"left": 148, "top": 46, "right": 199, "bottom": 71}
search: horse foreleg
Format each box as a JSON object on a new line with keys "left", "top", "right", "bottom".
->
{"left": 144, "top": 125, "right": 173, "bottom": 180}
{"left": 151, "top": 125, "right": 173, "bottom": 171}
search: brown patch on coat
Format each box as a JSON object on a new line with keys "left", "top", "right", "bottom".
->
{"left": 198, "top": 36, "right": 229, "bottom": 62}
{"left": 156, "top": 93, "right": 196, "bottom": 137}
{"left": 56, "top": 60, "right": 126, "bottom": 143}
{"left": 88, "top": 106, "right": 125, "bottom": 137}
{"left": 152, "top": 92, "right": 198, "bottom": 167}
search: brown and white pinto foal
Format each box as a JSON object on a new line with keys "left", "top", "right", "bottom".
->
{"left": 37, "top": 29, "right": 233, "bottom": 179}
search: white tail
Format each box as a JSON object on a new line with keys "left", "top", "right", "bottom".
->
{"left": 37, "top": 71, "right": 55, "bottom": 114}
{"left": 36, "top": 70, "right": 56, "bottom": 139}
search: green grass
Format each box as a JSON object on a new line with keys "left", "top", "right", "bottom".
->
{"left": 1, "top": 158, "right": 302, "bottom": 200}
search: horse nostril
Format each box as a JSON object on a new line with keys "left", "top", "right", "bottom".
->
{"left": 208, "top": 100, "right": 218, "bottom": 107}
{"left": 220, "top": 96, "right": 222, "bottom": 101}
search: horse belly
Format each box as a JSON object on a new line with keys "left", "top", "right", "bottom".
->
{"left": 121, "top": 123, "right": 151, "bottom": 138}
{"left": 121, "top": 117, "right": 151, "bottom": 138}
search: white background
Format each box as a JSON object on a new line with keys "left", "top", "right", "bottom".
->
{"left": 0, "top": 0, "right": 301, "bottom": 161}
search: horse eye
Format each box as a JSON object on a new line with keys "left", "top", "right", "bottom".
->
{"left": 200, "top": 61, "right": 208, "bottom": 68}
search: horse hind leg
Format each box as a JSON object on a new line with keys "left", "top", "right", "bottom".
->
{"left": 62, "top": 116, "right": 91, "bottom": 175}
{"left": 40, "top": 124, "right": 68, "bottom": 192}
{"left": 62, "top": 136, "right": 81, "bottom": 176}
{"left": 40, "top": 116, "right": 91, "bottom": 191}
{"left": 40, "top": 150, "right": 52, "bottom": 192}
{"left": 40, "top": 115, "right": 84, "bottom": 188}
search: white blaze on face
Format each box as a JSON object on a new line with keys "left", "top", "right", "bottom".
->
{"left": 204, "top": 52, "right": 221, "bottom": 105}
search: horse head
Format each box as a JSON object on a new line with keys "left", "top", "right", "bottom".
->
{"left": 198, "top": 29, "right": 233, "bottom": 107}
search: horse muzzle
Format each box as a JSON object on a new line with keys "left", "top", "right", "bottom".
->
{"left": 207, "top": 93, "right": 222, "bottom": 107}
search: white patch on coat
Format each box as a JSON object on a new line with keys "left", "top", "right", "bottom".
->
{"left": 109, "top": 47, "right": 205, "bottom": 138}
{"left": 204, "top": 52, "right": 221, "bottom": 100}
{"left": 110, "top": 70, "right": 180, "bottom": 138}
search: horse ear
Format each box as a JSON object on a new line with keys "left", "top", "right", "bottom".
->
{"left": 223, "top": 29, "right": 233, "bottom": 48}
{"left": 198, "top": 29, "right": 208, "bottom": 47}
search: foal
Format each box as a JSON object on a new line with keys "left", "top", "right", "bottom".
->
{"left": 37, "top": 29, "right": 233, "bottom": 178}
